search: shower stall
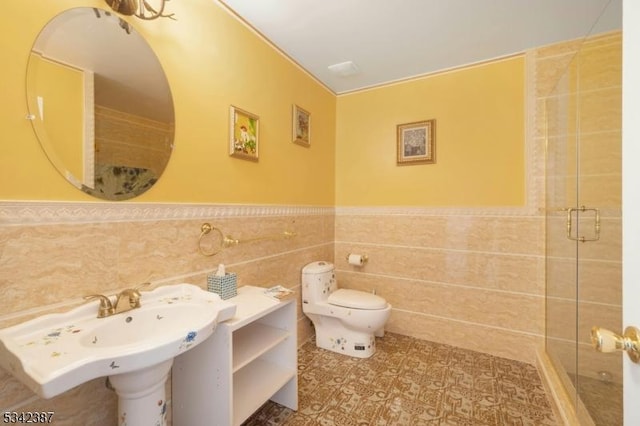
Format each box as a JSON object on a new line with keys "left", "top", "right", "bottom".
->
{"left": 544, "top": 5, "right": 622, "bottom": 424}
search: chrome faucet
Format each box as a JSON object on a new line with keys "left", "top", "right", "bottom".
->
{"left": 84, "top": 282, "right": 151, "bottom": 318}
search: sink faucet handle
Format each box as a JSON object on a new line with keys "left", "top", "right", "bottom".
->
{"left": 128, "top": 289, "right": 142, "bottom": 308}
{"left": 84, "top": 294, "right": 115, "bottom": 318}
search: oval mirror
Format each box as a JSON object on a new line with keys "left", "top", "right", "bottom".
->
{"left": 26, "top": 7, "right": 174, "bottom": 200}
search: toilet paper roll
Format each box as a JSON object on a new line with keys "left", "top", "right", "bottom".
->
{"left": 348, "top": 254, "right": 366, "bottom": 266}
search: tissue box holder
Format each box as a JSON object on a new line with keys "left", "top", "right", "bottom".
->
{"left": 207, "top": 272, "right": 237, "bottom": 300}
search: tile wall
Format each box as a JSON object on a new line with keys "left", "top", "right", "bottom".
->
{"left": 334, "top": 207, "right": 545, "bottom": 364}
{"left": 0, "top": 203, "right": 332, "bottom": 425}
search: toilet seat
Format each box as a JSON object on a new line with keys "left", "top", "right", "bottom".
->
{"left": 328, "top": 289, "right": 387, "bottom": 310}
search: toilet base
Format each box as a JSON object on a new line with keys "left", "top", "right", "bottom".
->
{"left": 314, "top": 324, "right": 378, "bottom": 358}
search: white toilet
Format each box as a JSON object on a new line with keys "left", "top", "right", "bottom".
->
{"left": 301, "top": 261, "right": 391, "bottom": 358}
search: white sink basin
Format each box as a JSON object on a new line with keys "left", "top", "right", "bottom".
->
{"left": 0, "top": 283, "right": 236, "bottom": 399}
{"left": 78, "top": 304, "right": 210, "bottom": 349}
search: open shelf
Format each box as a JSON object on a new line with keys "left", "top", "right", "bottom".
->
{"left": 172, "top": 286, "right": 297, "bottom": 426}
{"left": 233, "top": 322, "right": 290, "bottom": 372}
{"left": 233, "top": 359, "right": 296, "bottom": 425}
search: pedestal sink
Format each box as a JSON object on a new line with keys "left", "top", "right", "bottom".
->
{"left": 0, "top": 283, "right": 236, "bottom": 426}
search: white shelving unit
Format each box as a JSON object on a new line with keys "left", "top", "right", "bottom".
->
{"left": 173, "top": 286, "right": 298, "bottom": 426}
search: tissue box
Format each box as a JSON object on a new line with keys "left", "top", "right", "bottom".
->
{"left": 207, "top": 272, "right": 238, "bottom": 300}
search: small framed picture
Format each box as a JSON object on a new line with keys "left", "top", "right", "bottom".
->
{"left": 292, "top": 104, "right": 310, "bottom": 147}
{"left": 230, "top": 106, "right": 259, "bottom": 161}
{"left": 397, "top": 119, "right": 436, "bottom": 165}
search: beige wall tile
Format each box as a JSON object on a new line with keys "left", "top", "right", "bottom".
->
{"left": 578, "top": 175, "right": 621, "bottom": 208}
{"left": 0, "top": 223, "right": 119, "bottom": 317}
{"left": 335, "top": 241, "right": 543, "bottom": 295}
{"left": 546, "top": 297, "right": 621, "bottom": 346}
{"left": 339, "top": 271, "right": 544, "bottom": 335}
{"left": 546, "top": 298, "right": 578, "bottom": 342}
{"left": 577, "top": 40, "right": 622, "bottom": 92}
{"left": 547, "top": 257, "right": 621, "bottom": 305}
{"left": 14, "top": 377, "right": 117, "bottom": 426}
{"left": 334, "top": 208, "right": 546, "bottom": 369}
{"left": 336, "top": 215, "right": 543, "bottom": 256}
{"left": 385, "top": 310, "right": 543, "bottom": 364}
{"left": 579, "top": 131, "right": 621, "bottom": 176}
{"left": 0, "top": 369, "right": 35, "bottom": 410}
{"left": 578, "top": 87, "right": 621, "bottom": 135}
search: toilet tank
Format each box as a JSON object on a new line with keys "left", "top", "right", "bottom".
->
{"left": 301, "top": 261, "right": 336, "bottom": 303}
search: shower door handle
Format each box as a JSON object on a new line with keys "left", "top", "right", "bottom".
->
{"left": 591, "top": 326, "right": 640, "bottom": 363}
{"left": 565, "top": 206, "right": 600, "bottom": 242}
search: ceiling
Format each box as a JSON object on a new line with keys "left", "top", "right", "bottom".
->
{"left": 219, "top": 0, "right": 622, "bottom": 94}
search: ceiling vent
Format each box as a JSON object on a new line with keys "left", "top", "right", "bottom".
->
{"left": 328, "top": 61, "right": 360, "bottom": 77}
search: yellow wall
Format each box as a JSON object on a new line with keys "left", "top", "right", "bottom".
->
{"left": 335, "top": 57, "right": 526, "bottom": 206}
{"left": 1, "top": 1, "right": 528, "bottom": 208}
{"left": 0, "top": 0, "right": 336, "bottom": 205}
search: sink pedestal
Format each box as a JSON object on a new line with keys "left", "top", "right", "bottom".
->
{"left": 108, "top": 359, "right": 173, "bottom": 426}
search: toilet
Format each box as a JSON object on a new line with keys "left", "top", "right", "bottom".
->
{"left": 301, "top": 261, "right": 391, "bottom": 358}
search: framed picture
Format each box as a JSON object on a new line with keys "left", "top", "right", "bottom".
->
{"left": 292, "top": 104, "right": 310, "bottom": 147}
{"left": 397, "top": 119, "right": 436, "bottom": 165}
{"left": 230, "top": 106, "right": 259, "bottom": 161}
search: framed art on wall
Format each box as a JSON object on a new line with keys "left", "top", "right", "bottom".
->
{"left": 230, "top": 106, "right": 259, "bottom": 161}
{"left": 397, "top": 119, "right": 436, "bottom": 165}
{"left": 292, "top": 104, "right": 310, "bottom": 147}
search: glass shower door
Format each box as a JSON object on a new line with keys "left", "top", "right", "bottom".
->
{"left": 545, "top": 31, "right": 623, "bottom": 425}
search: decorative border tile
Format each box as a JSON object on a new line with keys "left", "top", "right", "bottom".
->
{"left": 0, "top": 201, "right": 335, "bottom": 225}
{"left": 0, "top": 202, "right": 547, "bottom": 224}
{"left": 335, "top": 205, "right": 540, "bottom": 217}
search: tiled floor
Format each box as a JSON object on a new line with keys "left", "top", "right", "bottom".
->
{"left": 243, "top": 333, "right": 557, "bottom": 425}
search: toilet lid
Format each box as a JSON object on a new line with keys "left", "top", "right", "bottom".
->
{"left": 328, "top": 289, "right": 387, "bottom": 310}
